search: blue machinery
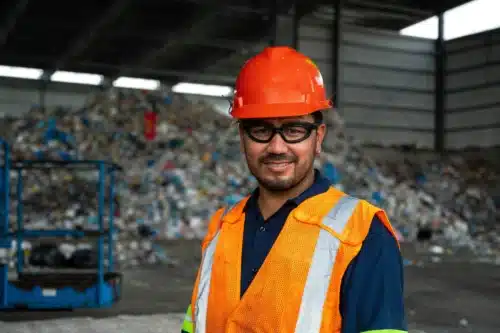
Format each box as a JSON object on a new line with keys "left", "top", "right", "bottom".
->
{"left": 0, "top": 138, "right": 122, "bottom": 309}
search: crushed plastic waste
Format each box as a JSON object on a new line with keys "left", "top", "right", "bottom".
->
{"left": 0, "top": 88, "right": 498, "bottom": 268}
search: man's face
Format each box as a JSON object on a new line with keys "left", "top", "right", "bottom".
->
{"left": 239, "top": 114, "right": 326, "bottom": 192}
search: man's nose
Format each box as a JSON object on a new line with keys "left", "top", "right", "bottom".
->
{"left": 266, "top": 133, "right": 288, "bottom": 154}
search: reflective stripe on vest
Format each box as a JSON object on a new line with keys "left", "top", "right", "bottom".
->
{"left": 294, "top": 195, "right": 359, "bottom": 332}
{"left": 195, "top": 205, "right": 232, "bottom": 333}
{"left": 194, "top": 196, "right": 359, "bottom": 333}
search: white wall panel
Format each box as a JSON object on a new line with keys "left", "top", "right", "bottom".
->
{"left": 341, "top": 44, "right": 433, "bottom": 72}
{"left": 346, "top": 128, "right": 434, "bottom": 148}
{"left": 298, "top": 17, "right": 435, "bottom": 148}
{"left": 340, "top": 64, "right": 434, "bottom": 91}
{"left": 447, "top": 64, "right": 500, "bottom": 90}
{"left": 0, "top": 86, "right": 39, "bottom": 117}
{"left": 446, "top": 128, "right": 500, "bottom": 149}
{"left": 445, "top": 28, "right": 500, "bottom": 149}
{"left": 0, "top": 78, "right": 97, "bottom": 118}
{"left": 340, "top": 85, "right": 434, "bottom": 110}
{"left": 446, "top": 107, "right": 500, "bottom": 130}
{"left": 342, "top": 27, "right": 435, "bottom": 54}
{"left": 446, "top": 30, "right": 500, "bottom": 52}
{"left": 45, "top": 91, "right": 89, "bottom": 108}
{"left": 447, "top": 44, "right": 500, "bottom": 71}
{"left": 342, "top": 105, "right": 434, "bottom": 130}
{"left": 299, "top": 39, "right": 331, "bottom": 61}
{"left": 446, "top": 85, "right": 500, "bottom": 110}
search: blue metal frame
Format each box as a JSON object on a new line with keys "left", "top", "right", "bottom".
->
{"left": 0, "top": 138, "right": 123, "bottom": 309}
{"left": 0, "top": 139, "right": 10, "bottom": 308}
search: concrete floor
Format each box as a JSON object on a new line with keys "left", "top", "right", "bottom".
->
{"left": 0, "top": 240, "right": 499, "bottom": 333}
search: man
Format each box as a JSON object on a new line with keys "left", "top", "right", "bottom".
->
{"left": 181, "top": 46, "right": 407, "bottom": 333}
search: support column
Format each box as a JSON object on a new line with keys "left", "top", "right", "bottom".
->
{"left": 292, "top": 3, "right": 300, "bottom": 49}
{"left": 269, "top": 0, "right": 278, "bottom": 46}
{"left": 269, "top": 1, "right": 301, "bottom": 48}
{"left": 332, "top": 0, "right": 343, "bottom": 107}
{"left": 434, "top": 12, "right": 446, "bottom": 153}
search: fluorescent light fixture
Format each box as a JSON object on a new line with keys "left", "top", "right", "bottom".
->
{"left": 113, "top": 76, "right": 160, "bottom": 90}
{"left": 400, "top": 0, "right": 500, "bottom": 40}
{"left": 0, "top": 65, "right": 43, "bottom": 80}
{"left": 50, "top": 71, "right": 104, "bottom": 85}
{"left": 172, "top": 82, "right": 233, "bottom": 97}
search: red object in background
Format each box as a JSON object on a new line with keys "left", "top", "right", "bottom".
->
{"left": 163, "top": 160, "right": 176, "bottom": 170}
{"left": 144, "top": 110, "right": 157, "bottom": 141}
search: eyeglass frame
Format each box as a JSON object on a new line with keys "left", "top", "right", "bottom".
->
{"left": 240, "top": 120, "right": 321, "bottom": 144}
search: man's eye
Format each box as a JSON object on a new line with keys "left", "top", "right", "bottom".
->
{"left": 251, "top": 127, "right": 271, "bottom": 134}
{"left": 285, "top": 127, "right": 306, "bottom": 135}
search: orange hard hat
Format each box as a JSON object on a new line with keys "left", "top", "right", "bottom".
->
{"left": 230, "top": 46, "right": 332, "bottom": 119}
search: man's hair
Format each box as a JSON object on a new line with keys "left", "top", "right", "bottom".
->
{"left": 312, "top": 110, "right": 323, "bottom": 124}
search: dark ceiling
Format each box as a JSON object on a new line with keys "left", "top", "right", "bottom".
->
{"left": 0, "top": 0, "right": 472, "bottom": 86}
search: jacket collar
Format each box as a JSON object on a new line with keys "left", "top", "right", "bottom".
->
{"left": 223, "top": 170, "right": 333, "bottom": 225}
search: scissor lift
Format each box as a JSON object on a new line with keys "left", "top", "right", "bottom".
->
{"left": 0, "top": 138, "right": 123, "bottom": 309}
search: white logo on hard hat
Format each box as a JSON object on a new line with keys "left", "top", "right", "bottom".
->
{"left": 315, "top": 73, "right": 324, "bottom": 86}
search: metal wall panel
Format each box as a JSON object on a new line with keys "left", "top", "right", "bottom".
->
{"left": 299, "top": 21, "right": 435, "bottom": 147}
{"left": 445, "top": 28, "right": 500, "bottom": 148}
{"left": 446, "top": 107, "right": 499, "bottom": 129}
{"left": 341, "top": 105, "right": 434, "bottom": 130}
{"left": 346, "top": 128, "right": 434, "bottom": 148}
{"left": 446, "top": 128, "right": 500, "bottom": 149}
{"left": 0, "top": 86, "right": 39, "bottom": 117}
{"left": 0, "top": 79, "right": 95, "bottom": 118}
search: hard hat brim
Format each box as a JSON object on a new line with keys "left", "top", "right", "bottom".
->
{"left": 230, "top": 100, "right": 332, "bottom": 119}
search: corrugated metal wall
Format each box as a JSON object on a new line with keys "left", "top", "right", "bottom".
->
{"left": 0, "top": 79, "right": 92, "bottom": 117}
{"left": 445, "top": 28, "right": 500, "bottom": 149}
{"left": 298, "top": 20, "right": 436, "bottom": 148}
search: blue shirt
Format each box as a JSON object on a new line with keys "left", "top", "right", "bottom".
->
{"left": 241, "top": 170, "right": 407, "bottom": 333}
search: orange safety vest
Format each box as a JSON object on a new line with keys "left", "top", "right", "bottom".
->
{"left": 190, "top": 186, "right": 399, "bottom": 333}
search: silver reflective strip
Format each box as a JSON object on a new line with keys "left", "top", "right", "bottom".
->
{"left": 323, "top": 196, "right": 360, "bottom": 234}
{"left": 194, "top": 206, "right": 233, "bottom": 333}
{"left": 194, "top": 231, "right": 220, "bottom": 333}
{"left": 294, "top": 196, "right": 359, "bottom": 333}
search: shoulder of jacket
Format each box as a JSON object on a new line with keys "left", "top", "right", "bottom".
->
{"left": 320, "top": 195, "right": 384, "bottom": 245}
{"left": 201, "top": 202, "right": 239, "bottom": 248}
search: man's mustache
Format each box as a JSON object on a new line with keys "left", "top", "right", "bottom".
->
{"left": 259, "top": 154, "right": 297, "bottom": 164}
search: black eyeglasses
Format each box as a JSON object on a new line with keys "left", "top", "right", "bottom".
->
{"left": 242, "top": 121, "right": 319, "bottom": 144}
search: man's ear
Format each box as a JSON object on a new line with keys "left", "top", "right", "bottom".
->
{"left": 315, "top": 124, "right": 326, "bottom": 155}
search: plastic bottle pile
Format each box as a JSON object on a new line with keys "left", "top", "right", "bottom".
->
{"left": 0, "top": 88, "right": 498, "bottom": 269}
{"left": 0, "top": 89, "right": 256, "bottom": 268}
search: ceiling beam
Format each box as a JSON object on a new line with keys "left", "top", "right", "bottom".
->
{"left": 346, "top": 0, "right": 432, "bottom": 16}
{"left": 113, "top": 0, "right": 278, "bottom": 81}
{"left": 182, "top": 0, "right": 268, "bottom": 15}
{"left": 0, "top": 0, "right": 30, "bottom": 48}
{"left": 50, "top": 0, "right": 132, "bottom": 72}
{"left": 107, "top": 31, "right": 258, "bottom": 51}
{"left": 129, "top": 11, "right": 219, "bottom": 70}
{"left": 82, "top": 61, "right": 236, "bottom": 85}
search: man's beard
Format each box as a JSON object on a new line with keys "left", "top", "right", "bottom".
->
{"left": 249, "top": 153, "right": 312, "bottom": 193}
{"left": 252, "top": 172, "right": 299, "bottom": 192}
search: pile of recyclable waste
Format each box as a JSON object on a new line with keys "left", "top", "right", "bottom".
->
{"left": 0, "top": 88, "right": 498, "bottom": 270}
{"left": 0, "top": 89, "right": 252, "bottom": 269}
{"left": 316, "top": 112, "right": 499, "bottom": 263}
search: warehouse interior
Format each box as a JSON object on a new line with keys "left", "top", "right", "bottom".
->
{"left": 0, "top": 0, "right": 499, "bottom": 332}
